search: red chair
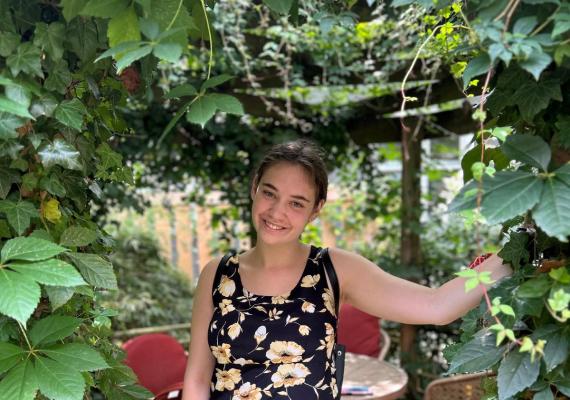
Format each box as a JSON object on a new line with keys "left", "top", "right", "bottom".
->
{"left": 123, "top": 333, "right": 188, "bottom": 395}
{"left": 337, "top": 304, "right": 390, "bottom": 360}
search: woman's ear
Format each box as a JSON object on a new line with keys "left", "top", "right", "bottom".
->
{"left": 309, "top": 200, "right": 325, "bottom": 222}
{"left": 250, "top": 177, "right": 259, "bottom": 201}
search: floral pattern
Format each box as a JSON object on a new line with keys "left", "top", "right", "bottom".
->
{"left": 208, "top": 245, "right": 338, "bottom": 400}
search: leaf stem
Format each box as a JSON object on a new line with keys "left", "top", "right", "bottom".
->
{"left": 18, "top": 321, "right": 33, "bottom": 352}
{"left": 200, "top": 0, "right": 214, "bottom": 81}
{"left": 531, "top": 6, "right": 560, "bottom": 36}
{"left": 165, "top": 0, "right": 184, "bottom": 31}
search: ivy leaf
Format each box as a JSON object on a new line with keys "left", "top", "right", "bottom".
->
{"left": 107, "top": 6, "right": 141, "bottom": 48}
{"left": 39, "top": 174, "right": 66, "bottom": 197}
{"left": 512, "top": 79, "right": 562, "bottom": 121}
{"left": 0, "top": 112, "right": 25, "bottom": 139}
{"left": 481, "top": 171, "right": 543, "bottom": 224}
{"left": 66, "top": 253, "right": 117, "bottom": 289}
{"left": 516, "top": 275, "right": 551, "bottom": 298}
{"left": 519, "top": 52, "right": 552, "bottom": 80}
{"left": 462, "top": 54, "right": 492, "bottom": 90}
{"left": 0, "top": 220, "right": 11, "bottom": 238}
{"left": 532, "top": 175, "right": 570, "bottom": 241}
{"left": 59, "top": 226, "right": 97, "bottom": 247}
{"left": 0, "top": 31, "right": 20, "bottom": 57}
{"left": 1, "top": 237, "right": 66, "bottom": 263}
{"left": 0, "top": 95, "right": 33, "bottom": 119}
{"left": 0, "top": 342, "right": 25, "bottom": 374}
{"left": 35, "top": 356, "right": 85, "bottom": 400}
{"left": 0, "top": 141, "right": 24, "bottom": 159}
{"left": 502, "top": 134, "right": 551, "bottom": 171}
{"left": 30, "top": 94, "right": 58, "bottom": 118}
{"left": 67, "top": 19, "right": 98, "bottom": 62}
{"left": 28, "top": 315, "right": 82, "bottom": 346}
{"left": 6, "top": 43, "right": 43, "bottom": 78}
{"left": 165, "top": 84, "right": 198, "bottom": 99}
{"left": 44, "top": 286, "right": 75, "bottom": 310}
{"left": 186, "top": 95, "right": 217, "bottom": 128}
{"left": 33, "top": 22, "right": 65, "bottom": 62}
{"left": 54, "top": 99, "right": 87, "bottom": 131}
{"left": 60, "top": 0, "right": 89, "bottom": 22}
{"left": 0, "top": 200, "right": 39, "bottom": 235}
{"left": 10, "top": 259, "right": 86, "bottom": 287}
{"left": 448, "top": 332, "right": 506, "bottom": 373}
{"left": 498, "top": 351, "right": 540, "bottom": 399}
{"left": 38, "top": 139, "right": 83, "bottom": 171}
{"left": 554, "top": 116, "right": 570, "bottom": 150}
{"left": 41, "top": 343, "right": 108, "bottom": 372}
{"left": 80, "top": 0, "right": 129, "bottom": 18}
{"left": 498, "top": 232, "right": 530, "bottom": 269}
{"left": 153, "top": 42, "right": 182, "bottom": 63}
{"left": 531, "top": 325, "right": 568, "bottom": 372}
{"left": 210, "top": 94, "right": 245, "bottom": 115}
{"left": 0, "top": 168, "right": 21, "bottom": 199}
{"left": 0, "top": 270, "right": 40, "bottom": 325}
{"left": 0, "top": 359, "right": 39, "bottom": 400}
{"left": 201, "top": 74, "right": 234, "bottom": 91}
{"left": 263, "top": 0, "right": 294, "bottom": 14}
{"left": 96, "top": 143, "right": 122, "bottom": 170}
{"left": 44, "top": 62, "right": 72, "bottom": 95}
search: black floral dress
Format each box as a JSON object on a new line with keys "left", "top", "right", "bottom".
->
{"left": 208, "top": 245, "right": 338, "bottom": 400}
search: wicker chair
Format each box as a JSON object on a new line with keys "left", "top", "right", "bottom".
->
{"left": 424, "top": 371, "right": 492, "bottom": 400}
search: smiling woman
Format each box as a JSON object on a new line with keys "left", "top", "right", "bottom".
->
{"left": 181, "top": 139, "right": 512, "bottom": 400}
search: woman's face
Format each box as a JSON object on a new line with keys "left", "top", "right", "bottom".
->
{"left": 251, "top": 162, "right": 323, "bottom": 245}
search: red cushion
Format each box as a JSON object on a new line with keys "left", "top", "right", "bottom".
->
{"left": 123, "top": 333, "right": 187, "bottom": 395}
{"left": 337, "top": 304, "right": 381, "bottom": 357}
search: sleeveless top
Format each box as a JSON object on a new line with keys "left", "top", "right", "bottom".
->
{"left": 208, "top": 245, "right": 339, "bottom": 400}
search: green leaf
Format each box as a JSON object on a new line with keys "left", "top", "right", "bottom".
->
{"left": 61, "top": 0, "right": 89, "bottom": 21}
{"left": 95, "top": 143, "right": 122, "bottom": 171}
{"left": 116, "top": 45, "right": 153, "bottom": 73}
{"left": 80, "top": 0, "right": 129, "bottom": 18}
{"left": 44, "top": 62, "right": 73, "bottom": 95}
{"left": 532, "top": 175, "right": 570, "bottom": 240}
{"left": 66, "top": 253, "right": 117, "bottom": 289}
{"left": 448, "top": 332, "right": 506, "bottom": 373}
{"left": 107, "top": 6, "right": 141, "bottom": 48}
{"left": 552, "top": 11, "right": 570, "bottom": 37}
{"left": 44, "top": 286, "right": 75, "bottom": 310}
{"left": 534, "top": 388, "right": 554, "bottom": 400}
{"left": 0, "top": 219, "right": 11, "bottom": 238}
{"left": 139, "top": 18, "right": 160, "bottom": 40}
{"left": 201, "top": 74, "right": 234, "bottom": 91}
{"left": 512, "top": 79, "right": 562, "bottom": 121}
{"left": 0, "top": 112, "right": 25, "bottom": 139}
{"left": 0, "top": 359, "right": 39, "bottom": 400}
{"left": 11, "top": 259, "right": 86, "bottom": 287}
{"left": 502, "top": 134, "right": 551, "bottom": 171}
{"left": 0, "top": 95, "right": 33, "bottom": 119}
{"left": 186, "top": 95, "right": 217, "bottom": 128}
{"left": 41, "top": 343, "right": 108, "bottom": 371}
{"left": 263, "top": 0, "right": 294, "bottom": 14}
{"left": 153, "top": 42, "right": 182, "bottom": 63}
{"left": 30, "top": 94, "right": 58, "bottom": 118}
{"left": 512, "top": 16, "right": 538, "bottom": 35}
{"left": 35, "top": 356, "right": 85, "bottom": 400}
{"left": 59, "top": 227, "right": 98, "bottom": 247}
{"left": 497, "top": 351, "right": 540, "bottom": 400}
{"left": 0, "top": 342, "right": 25, "bottom": 374}
{"left": 463, "top": 54, "right": 491, "bottom": 90}
{"left": 517, "top": 275, "right": 551, "bottom": 298}
{"left": 210, "top": 94, "right": 244, "bottom": 115}
{"left": 0, "top": 200, "right": 39, "bottom": 235}
{"left": 33, "top": 22, "right": 65, "bottom": 62}
{"left": 519, "top": 52, "right": 552, "bottom": 81}
{"left": 448, "top": 180, "right": 478, "bottom": 212}
{"left": 29, "top": 316, "right": 82, "bottom": 346}
{"left": 38, "top": 139, "right": 83, "bottom": 170}
{"left": 1, "top": 237, "right": 67, "bottom": 263}
{"left": 0, "top": 269, "right": 40, "bottom": 325}
{"left": 532, "top": 325, "right": 568, "bottom": 372}
{"left": 6, "top": 43, "right": 43, "bottom": 78}
{"left": 39, "top": 174, "right": 66, "bottom": 197}
{"left": 151, "top": 0, "right": 193, "bottom": 47}
{"left": 554, "top": 163, "right": 570, "bottom": 186}
{"left": 165, "top": 84, "right": 198, "bottom": 99}
{"left": 0, "top": 168, "right": 20, "bottom": 199}
{"left": 0, "top": 31, "right": 20, "bottom": 57}
{"left": 498, "top": 231, "right": 530, "bottom": 269}
{"left": 54, "top": 99, "right": 87, "bottom": 131}
{"left": 481, "top": 171, "right": 543, "bottom": 224}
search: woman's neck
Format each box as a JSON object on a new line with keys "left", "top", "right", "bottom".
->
{"left": 247, "top": 241, "right": 309, "bottom": 270}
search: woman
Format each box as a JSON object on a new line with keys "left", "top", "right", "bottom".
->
{"left": 182, "top": 139, "right": 511, "bottom": 400}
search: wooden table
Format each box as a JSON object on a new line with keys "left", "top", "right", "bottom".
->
{"left": 341, "top": 352, "right": 408, "bottom": 400}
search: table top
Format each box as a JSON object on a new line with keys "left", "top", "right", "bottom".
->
{"left": 341, "top": 352, "right": 408, "bottom": 400}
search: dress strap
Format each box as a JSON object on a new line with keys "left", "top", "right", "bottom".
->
{"left": 321, "top": 247, "right": 340, "bottom": 317}
{"left": 212, "top": 250, "right": 237, "bottom": 295}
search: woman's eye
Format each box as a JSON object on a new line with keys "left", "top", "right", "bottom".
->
{"left": 291, "top": 201, "right": 304, "bottom": 209}
{"left": 263, "top": 190, "right": 274, "bottom": 198}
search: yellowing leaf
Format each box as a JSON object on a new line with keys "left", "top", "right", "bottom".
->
{"left": 43, "top": 199, "right": 61, "bottom": 223}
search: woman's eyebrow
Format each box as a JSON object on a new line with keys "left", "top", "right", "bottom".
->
{"left": 261, "top": 183, "right": 311, "bottom": 203}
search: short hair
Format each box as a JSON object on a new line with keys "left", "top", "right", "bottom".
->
{"left": 252, "top": 139, "right": 328, "bottom": 206}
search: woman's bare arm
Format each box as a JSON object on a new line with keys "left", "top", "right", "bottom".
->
{"left": 332, "top": 248, "right": 511, "bottom": 325}
{"left": 182, "top": 257, "right": 221, "bottom": 400}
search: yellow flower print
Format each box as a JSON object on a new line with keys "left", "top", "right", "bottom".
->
{"left": 271, "top": 292, "right": 290, "bottom": 304}
{"left": 271, "top": 363, "right": 310, "bottom": 388}
{"left": 331, "top": 377, "right": 338, "bottom": 398}
{"left": 219, "top": 275, "right": 236, "bottom": 297}
{"left": 324, "top": 322, "right": 335, "bottom": 358}
{"left": 215, "top": 368, "right": 241, "bottom": 391}
{"left": 232, "top": 382, "right": 263, "bottom": 400}
{"left": 254, "top": 325, "right": 268, "bottom": 344}
{"left": 266, "top": 341, "right": 305, "bottom": 364}
{"left": 300, "top": 274, "right": 320, "bottom": 288}
{"left": 301, "top": 301, "right": 315, "bottom": 313}
{"left": 234, "top": 358, "right": 255, "bottom": 366}
{"left": 322, "top": 288, "right": 336, "bottom": 316}
{"left": 228, "top": 322, "right": 242, "bottom": 340}
{"left": 220, "top": 299, "right": 235, "bottom": 316}
{"left": 298, "top": 325, "right": 311, "bottom": 336}
{"left": 267, "top": 308, "right": 282, "bottom": 320}
{"left": 211, "top": 343, "right": 232, "bottom": 364}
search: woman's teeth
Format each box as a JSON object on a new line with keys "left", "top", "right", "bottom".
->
{"left": 264, "top": 220, "right": 285, "bottom": 230}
